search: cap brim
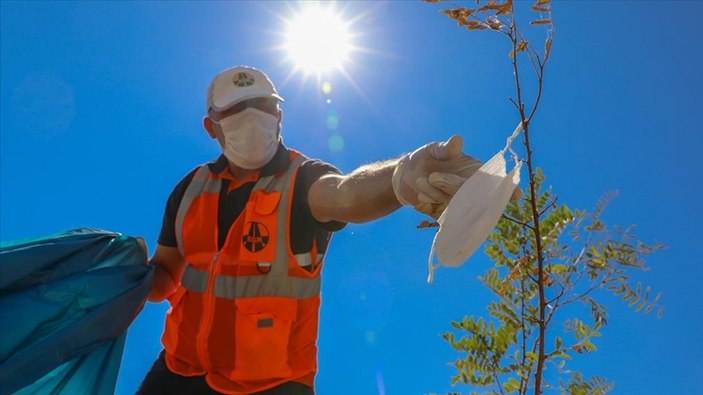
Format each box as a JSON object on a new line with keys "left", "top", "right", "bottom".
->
{"left": 212, "top": 90, "right": 284, "bottom": 112}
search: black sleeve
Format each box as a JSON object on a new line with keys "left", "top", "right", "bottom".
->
{"left": 157, "top": 167, "right": 200, "bottom": 247}
{"left": 293, "top": 159, "right": 347, "bottom": 233}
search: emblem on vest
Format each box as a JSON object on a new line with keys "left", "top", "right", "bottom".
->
{"left": 242, "top": 221, "right": 270, "bottom": 252}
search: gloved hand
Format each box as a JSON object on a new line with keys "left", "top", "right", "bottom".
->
{"left": 392, "top": 135, "right": 483, "bottom": 219}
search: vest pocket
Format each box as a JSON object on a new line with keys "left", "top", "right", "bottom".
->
{"left": 231, "top": 297, "right": 297, "bottom": 380}
{"left": 239, "top": 191, "right": 280, "bottom": 264}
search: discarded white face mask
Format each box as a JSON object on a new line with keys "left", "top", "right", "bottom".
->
{"left": 427, "top": 122, "right": 523, "bottom": 283}
{"left": 216, "top": 107, "right": 280, "bottom": 170}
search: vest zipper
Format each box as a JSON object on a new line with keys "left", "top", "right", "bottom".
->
{"left": 197, "top": 250, "right": 220, "bottom": 372}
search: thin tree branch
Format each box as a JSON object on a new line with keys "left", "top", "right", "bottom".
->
{"left": 519, "top": 275, "right": 528, "bottom": 395}
{"left": 561, "top": 283, "right": 600, "bottom": 307}
{"left": 495, "top": 373, "right": 507, "bottom": 395}
{"left": 545, "top": 277, "right": 566, "bottom": 328}
{"left": 561, "top": 270, "right": 614, "bottom": 306}
{"left": 526, "top": 62, "right": 545, "bottom": 124}
{"left": 509, "top": 97, "right": 521, "bottom": 111}
{"left": 527, "top": 273, "right": 539, "bottom": 285}
{"left": 546, "top": 277, "right": 565, "bottom": 307}
{"left": 516, "top": 29, "right": 541, "bottom": 77}
{"left": 538, "top": 196, "right": 558, "bottom": 217}
{"left": 502, "top": 214, "right": 534, "bottom": 230}
{"left": 510, "top": 18, "right": 548, "bottom": 395}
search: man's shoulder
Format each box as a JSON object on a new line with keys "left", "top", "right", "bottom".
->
{"left": 297, "top": 155, "right": 342, "bottom": 177}
{"left": 205, "top": 155, "right": 229, "bottom": 174}
{"left": 169, "top": 159, "right": 215, "bottom": 199}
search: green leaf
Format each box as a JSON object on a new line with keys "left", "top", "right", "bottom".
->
{"left": 503, "top": 377, "right": 520, "bottom": 392}
{"left": 552, "top": 352, "right": 571, "bottom": 360}
{"left": 583, "top": 341, "right": 597, "bottom": 352}
{"left": 550, "top": 264, "right": 568, "bottom": 274}
{"left": 589, "top": 245, "right": 601, "bottom": 258}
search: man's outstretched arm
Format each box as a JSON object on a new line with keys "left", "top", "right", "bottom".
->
{"left": 308, "top": 135, "right": 484, "bottom": 224}
{"left": 308, "top": 159, "right": 403, "bottom": 224}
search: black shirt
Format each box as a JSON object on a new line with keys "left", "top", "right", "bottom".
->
{"left": 158, "top": 143, "right": 345, "bottom": 255}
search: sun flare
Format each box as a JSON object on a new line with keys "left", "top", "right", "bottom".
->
{"left": 285, "top": 6, "right": 352, "bottom": 73}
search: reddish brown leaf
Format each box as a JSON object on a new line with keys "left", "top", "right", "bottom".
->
{"left": 486, "top": 17, "right": 503, "bottom": 30}
{"left": 508, "top": 268, "right": 520, "bottom": 281}
{"left": 505, "top": 256, "right": 528, "bottom": 281}
{"left": 530, "top": 5, "right": 550, "bottom": 12}
{"left": 536, "top": 0, "right": 551, "bottom": 5}
{"left": 497, "top": 0, "right": 513, "bottom": 15}
{"left": 440, "top": 8, "right": 457, "bottom": 18}
{"left": 530, "top": 19, "right": 552, "bottom": 25}
{"left": 461, "top": 8, "right": 475, "bottom": 18}
{"left": 417, "top": 220, "right": 439, "bottom": 229}
{"left": 441, "top": 7, "right": 475, "bottom": 27}
{"left": 545, "top": 38, "right": 552, "bottom": 60}
{"left": 497, "top": 5, "right": 512, "bottom": 16}
{"left": 542, "top": 274, "right": 553, "bottom": 287}
{"left": 423, "top": 0, "right": 444, "bottom": 3}
{"left": 478, "top": 0, "right": 499, "bottom": 12}
{"left": 509, "top": 41, "right": 528, "bottom": 59}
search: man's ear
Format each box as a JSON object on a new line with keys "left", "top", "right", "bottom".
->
{"left": 203, "top": 116, "right": 216, "bottom": 139}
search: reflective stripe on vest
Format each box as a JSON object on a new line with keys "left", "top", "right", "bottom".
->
{"left": 175, "top": 167, "right": 222, "bottom": 257}
{"left": 181, "top": 264, "right": 209, "bottom": 293}
{"left": 295, "top": 253, "right": 324, "bottom": 267}
{"left": 180, "top": 260, "right": 321, "bottom": 299}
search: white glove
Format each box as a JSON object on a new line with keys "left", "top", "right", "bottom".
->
{"left": 392, "top": 135, "right": 483, "bottom": 219}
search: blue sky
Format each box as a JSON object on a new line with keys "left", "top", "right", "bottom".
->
{"left": 1, "top": 1, "right": 701, "bottom": 394}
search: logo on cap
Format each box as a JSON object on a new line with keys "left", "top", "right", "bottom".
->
{"left": 233, "top": 72, "right": 255, "bottom": 87}
{"left": 242, "top": 221, "right": 269, "bottom": 252}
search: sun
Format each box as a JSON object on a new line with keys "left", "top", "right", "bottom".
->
{"left": 285, "top": 5, "right": 352, "bottom": 74}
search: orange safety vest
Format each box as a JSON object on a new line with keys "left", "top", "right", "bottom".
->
{"left": 162, "top": 151, "right": 327, "bottom": 394}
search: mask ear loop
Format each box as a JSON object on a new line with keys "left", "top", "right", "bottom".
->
{"left": 427, "top": 241, "right": 440, "bottom": 283}
{"left": 503, "top": 122, "right": 523, "bottom": 165}
{"left": 427, "top": 230, "right": 440, "bottom": 284}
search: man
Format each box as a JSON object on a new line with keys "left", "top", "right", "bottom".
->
{"left": 137, "top": 66, "right": 482, "bottom": 395}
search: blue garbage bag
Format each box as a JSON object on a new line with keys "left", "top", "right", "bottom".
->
{"left": 0, "top": 228, "right": 153, "bottom": 395}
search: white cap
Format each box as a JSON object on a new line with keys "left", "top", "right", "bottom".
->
{"left": 206, "top": 66, "right": 284, "bottom": 112}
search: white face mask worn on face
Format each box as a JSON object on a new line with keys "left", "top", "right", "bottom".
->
{"left": 427, "top": 122, "right": 524, "bottom": 283}
{"left": 214, "top": 107, "right": 280, "bottom": 170}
